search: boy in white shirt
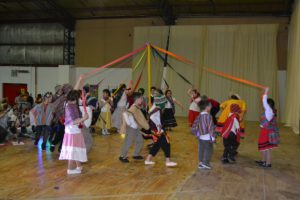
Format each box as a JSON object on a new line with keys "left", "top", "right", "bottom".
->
{"left": 119, "top": 93, "right": 149, "bottom": 163}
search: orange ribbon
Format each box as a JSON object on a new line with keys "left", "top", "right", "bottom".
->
{"left": 151, "top": 44, "right": 193, "bottom": 65}
{"left": 133, "top": 70, "right": 144, "bottom": 92}
{"left": 203, "top": 67, "right": 267, "bottom": 89}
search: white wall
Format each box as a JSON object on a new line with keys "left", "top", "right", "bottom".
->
{"left": 75, "top": 67, "right": 132, "bottom": 99}
{"left": 278, "top": 70, "right": 286, "bottom": 122}
{"left": 36, "top": 67, "right": 58, "bottom": 95}
{"left": 0, "top": 66, "right": 36, "bottom": 96}
{"left": 0, "top": 66, "right": 131, "bottom": 100}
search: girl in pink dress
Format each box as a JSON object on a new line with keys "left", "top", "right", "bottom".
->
{"left": 59, "top": 90, "right": 89, "bottom": 175}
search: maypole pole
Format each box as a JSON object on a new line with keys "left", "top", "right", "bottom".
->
{"left": 147, "top": 43, "right": 152, "bottom": 109}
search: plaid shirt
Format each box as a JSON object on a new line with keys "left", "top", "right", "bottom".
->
{"left": 30, "top": 103, "right": 54, "bottom": 126}
{"left": 191, "top": 112, "right": 215, "bottom": 139}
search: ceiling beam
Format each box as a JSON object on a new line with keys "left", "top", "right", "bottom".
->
{"left": 0, "top": 2, "right": 292, "bottom": 24}
{"left": 32, "top": 0, "right": 75, "bottom": 29}
{"left": 155, "top": 0, "right": 176, "bottom": 25}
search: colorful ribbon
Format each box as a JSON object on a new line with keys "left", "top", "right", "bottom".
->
{"left": 132, "top": 50, "right": 147, "bottom": 72}
{"left": 147, "top": 44, "right": 152, "bottom": 109}
{"left": 203, "top": 67, "right": 267, "bottom": 89}
{"left": 133, "top": 70, "right": 144, "bottom": 92}
{"left": 81, "top": 44, "right": 147, "bottom": 79}
{"left": 151, "top": 44, "right": 193, "bottom": 64}
{"left": 153, "top": 48, "right": 193, "bottom": 86}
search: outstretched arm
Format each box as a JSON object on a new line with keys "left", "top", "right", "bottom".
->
{"left": 174, "top": 99, "right": 184, "bottom": 109}
{"left": 74, "top": 76, "right": 83, "bottom": 90}
{"left": 187, "top": 88, "right": 193, "bottom": 98}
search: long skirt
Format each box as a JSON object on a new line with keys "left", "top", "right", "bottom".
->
{"left": 96, "top": 111, "right": 112, "bottom": 130}
{"left": 258, "top": 128, "right": 278, "bottom": 151}
{"left": 188, "top": 110, "right": 200, "bottom": 127}
{"left": 59, "top": 132, "right": 87, "bottom": 162}
{"left": 112, "top": 106, "right": 126, "bottom": 130}
{"left": 162, "top": 108, "right": 177, "bottom": 128}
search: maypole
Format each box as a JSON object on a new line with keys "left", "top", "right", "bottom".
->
{"left": 147, "top": 43, "right": 152, "bottom": 109}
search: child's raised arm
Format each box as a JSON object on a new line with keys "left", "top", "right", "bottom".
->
{"left": 174, "top": 99, "right": 184, "bottom": 109}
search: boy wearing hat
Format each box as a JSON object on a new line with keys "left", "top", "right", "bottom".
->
{"left": 217, "top": 93, "right": 246, "bottom": 137}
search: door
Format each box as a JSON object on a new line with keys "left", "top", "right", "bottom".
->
{"left": 3, "top": 83, "right": 27, "bottom": 105}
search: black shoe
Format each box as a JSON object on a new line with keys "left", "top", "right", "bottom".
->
{"left": 263, "top": 163, "right": 272, "bottom": 168}
{"left": 50, "top": 145, "right": 55, "bottom": 152}
{"left": 255, "top": 160, "right": 265, "bottom": 165}
{"left": 228, "top": 156, "right": 236, "bottom": 163}
{"left": 132, "top": 155, "right": 144, "bottom": 160}
{"left": 119, "top": 156, "right": 129, "bottom": 163}
{"left": 259, "top": 163, "right": 272, "bottom": 168}
{"left": 222, "top": 158, "right": 230, "bottom": 164}
{"left": 41, "top": 143, "right": 46, "bottom": 150}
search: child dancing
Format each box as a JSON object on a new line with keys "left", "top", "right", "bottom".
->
{"left": 191, "top": 96, "right": 215, "bottom": 170}
{"left": 119, "top": 92, "right": 150, "bottom": 163}
{"left": 163, "top": 89, "right": 184, "bottom": 131}
{"left": 256, "top": 88, "right": 279, "bottom": 168}
{"left": 59, "top": 90, "right": 89, "bottom": 175}
{"left": 144, "top": 90, "right": 177, "bottom": 167}
{"left": 220, "top": 104, "right": 241, "bottom": 164}
{"left": 97, "top": 89, "right": 112, "bottom": 135}
{"left": 187, "top": 88, "right": 201, "bottom": 127}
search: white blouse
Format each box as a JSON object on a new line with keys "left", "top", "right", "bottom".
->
{"left": 123, "top": 112, "right": 138, "bottom": 129}
{"left": 189, "top": 97, "right": 201, "bottom": 112}
{"left": 165, "top": 97, "right": 176, "bottom": 109}
{"left": 262, "top": 94, "right": 274, "bottom": 122}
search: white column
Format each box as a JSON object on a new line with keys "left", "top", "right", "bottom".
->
{"left": 160, "top": 67, "right": 168, "bottom": 91}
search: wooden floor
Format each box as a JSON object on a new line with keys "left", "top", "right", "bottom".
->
{"left": 1, "top": 118, "right": 300, "bottom": 200}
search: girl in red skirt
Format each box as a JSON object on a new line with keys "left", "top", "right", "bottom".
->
{"left": 257, "top": 88, "right": 279, "bottom": 168}
{"left": 187, "top": 88, "right": 201, "bottom": 127}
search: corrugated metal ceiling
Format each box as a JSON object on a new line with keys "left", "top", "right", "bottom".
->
{"left": 0, "top": 0, "right": 294, "bottom": 26}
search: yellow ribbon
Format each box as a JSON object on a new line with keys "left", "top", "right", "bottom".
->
{"left": 132, "top": 50, "right": 147, "bottom": 72}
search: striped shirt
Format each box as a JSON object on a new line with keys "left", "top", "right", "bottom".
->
{"left": 30, "top": 103, "right": 54, "bottom": 126}
{"left": 191, "top": 112, "right": 215, "bottom": 140}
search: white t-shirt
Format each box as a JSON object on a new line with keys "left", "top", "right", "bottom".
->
{"left": 262, "top": 94, "right": 274, "bottom": 121}
{"left": 227, "top": 113, "right": 240, "bottom": 134}
{"left": 165, "top": 97, "right": 175, "bottom": 109}
{"left": 123, "top": 112, "right": 138, "bottom": 129}
{"left": 149, "top": 105, "right": 162, "bottom": 132}
{"left": 189, "top": 97, "right": 201, "bottom": 112}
